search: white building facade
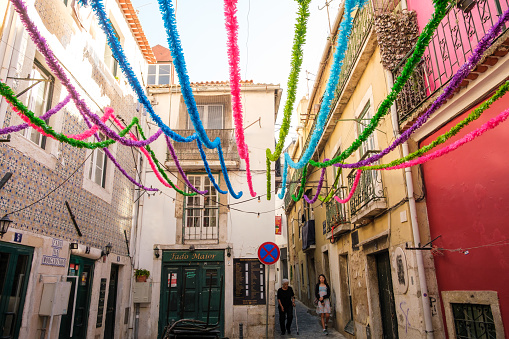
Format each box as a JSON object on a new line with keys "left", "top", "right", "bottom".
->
{"left": 137, "top": 74, "right": 282, "bottom": 338}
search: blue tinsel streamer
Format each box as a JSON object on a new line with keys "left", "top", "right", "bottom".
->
{"left": 157, "top": 0, "right": 242, "bottom": 198}
{"left": 83, "top": 0, "right": 243, "bottom": 198}
{"left": 278, "top": 0, "right": 367, "bottom": 199}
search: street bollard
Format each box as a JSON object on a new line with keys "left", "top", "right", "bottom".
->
{"left": 239, "top": 323, "right": 244, "bottom": 339}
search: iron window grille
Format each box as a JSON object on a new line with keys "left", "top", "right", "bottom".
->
{"left": 184, "top": 175, "right": 219, "bottom": 241}
{"left": 451, "top": 303, "right": 496, "bottom": 339}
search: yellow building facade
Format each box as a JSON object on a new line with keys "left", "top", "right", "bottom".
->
{"left": 284, "top": 2, "right": 441, "bottom": 338}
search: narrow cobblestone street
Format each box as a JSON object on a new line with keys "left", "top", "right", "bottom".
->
{"left": 274, "top": 300, "right": 347, "bottom": 339}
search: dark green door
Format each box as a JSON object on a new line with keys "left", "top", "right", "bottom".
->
{"left": 0, "top": 242, "right": 33, "bottom": 339}
{"left": 376, "top": 251, "right": 399, "bottom": 339}
{"left": 59, "top": 256, "right": 94, "bottom": 339}
{"left": 104, "top": 264, "right": 119, "bottom": 338}
{"left": 159, "top": 263, "right": 224, "bottom": 337}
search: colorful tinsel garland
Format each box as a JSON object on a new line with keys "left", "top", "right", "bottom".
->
{"left": 224, "top": 0, "right": 256, "bottom": 197}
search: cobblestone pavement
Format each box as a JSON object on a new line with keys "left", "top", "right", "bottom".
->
{"left": 274, "top": 300, "right": 347, "bottom": 339}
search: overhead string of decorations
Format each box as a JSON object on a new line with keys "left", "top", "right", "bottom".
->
{"left": 284, "top": 2, "right": 509, "bottom": 204}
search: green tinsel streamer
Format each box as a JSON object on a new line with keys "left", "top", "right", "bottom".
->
{"left": 361, "top": 80, "right": 509, "bottom": 170}
{"left": 266, "top": 0, "right": 311, "bottom": 200}
{"left": 136, "top": 124, "right": 197, "bottom": 196}
{"left": 0, "top": 81, "right": 132, "bottom": 148}
{"left": 309, "top": 0, "right": 451, "bottom": 169}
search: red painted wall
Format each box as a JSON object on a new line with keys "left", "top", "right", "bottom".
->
{"left": 420, "top": 91, "right": 509, "bottom": 336}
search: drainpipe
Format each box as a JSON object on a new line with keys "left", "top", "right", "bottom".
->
{"left": 385, "top": 70, "right": 434, "bottom": 339}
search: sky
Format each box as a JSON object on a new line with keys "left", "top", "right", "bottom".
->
{"left": 131, "top": 0, "right": 335, "bottom": 143}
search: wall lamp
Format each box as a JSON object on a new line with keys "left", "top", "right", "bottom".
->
{"left": 101, "top": 242, "right": 113, "bottom": 257}
{"left": 226, "top": 245, "right": 232, "bottom": 258}
{"left": 154, "top": 246, "right": 160, "bottom": 259}
{"left": 0, "top": 215, "right": 13, "bottom": 238}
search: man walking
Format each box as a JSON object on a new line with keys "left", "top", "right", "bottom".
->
{"left": 277, "top": 279, "right": 295, "bottom": 335}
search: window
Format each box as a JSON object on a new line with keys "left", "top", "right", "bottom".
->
{"left": 147, "top": 64, "right": 171, "bottom": 85}
{"left": 104, "top": 21, "right": 120, "bottom": 77}
{"left": 451, "top": 303, "right": 496, "bottom": 339}
{"left": 88, "top": 134, "right": 108, "bottom": 188}
{"left": 357, "top": 101, "right": 375, "bottom": 157}
{"left": 187, "top": 105, "right": 223, "bottom": 129}
{"left": 23, "top": 60, "right": 53, "bottom": 149}
{"left": 184, "top": 175, "right": 219, "bottom": 240}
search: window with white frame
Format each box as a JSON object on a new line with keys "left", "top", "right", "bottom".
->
{"left": 23, "top": 60, "right": 53, "bottom": 149}
{"left": 147, "top": 64, "right": 171, "bottom": 85}
{"left": 88, "top": 133, "right": 108, "bottom": 188}
{"left": 104, "top": 21, "right": 120, "bottom": 77}
{"left": 187, "top": 105, "right": 223, "bottom": 129}
{"left": 184, "top": 175, "right": 219, "bottom": 240}
{"left": 357, "top": 101, "right": 376, "bottom": 157}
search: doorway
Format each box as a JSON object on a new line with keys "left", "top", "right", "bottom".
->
{"left": 159, "top": 261, "right": 224, "bottom": 337}
{"left": 59, "top": 256, "right": 94, "bottom": 339}
{"left": 0, "top": 242, "right": 33, "bottom": 339}
{"left": 339, "top": 254, "right": 354, "bottom": 335}
{"left": 375, "top": 251, "right": 399, "bottom": 339}
{"left": 104, "top": 264, "right": 119, "bottom": 338}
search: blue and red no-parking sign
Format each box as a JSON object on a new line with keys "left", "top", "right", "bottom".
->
{"left": 257, "top": 242, "right": 280, "bottom": 265}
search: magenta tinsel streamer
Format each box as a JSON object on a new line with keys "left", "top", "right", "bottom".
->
{"left": 224, "top": 0, "right": 256, "bottom": 197}
{"left": 333, "top": 6, "right": 509, "bottom": 169}
{"left": 10, "top": 0, "right": 163, "bottom": 148}
{"left": 303, "top": 159, "right": 328, "bottom": 204}
{"left": 165, "top": 135, "right": 208, "bottom": 195}
{"left": 381, "top": 107, "right": 509, "bottom": 170}
{"left": 0, "top": 95, "right": 71, "bottom": 134}
{"left": 334, "top": 170, "right": 361, "bottom": 203}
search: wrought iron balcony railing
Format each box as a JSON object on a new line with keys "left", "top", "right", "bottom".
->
{"left": 299, "top": 1, "right": 374, "bottom": 161}
{"left": 347, "top": 150, "right": 385, "bottom": 216}
{"left": 166, "top": 129, "right": 240, "bottom": 165}
{"left": 325, "top": 187, "right": 350, "bottom": 234}
{"left": 284, "top": 166, "right": 304, "bottom": 211}
{"left": 394, "top": 0, "right": 509, "bottom": 122}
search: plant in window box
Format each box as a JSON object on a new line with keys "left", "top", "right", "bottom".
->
{"left": 135, "top": 269, "right": 150, "bottom": 282}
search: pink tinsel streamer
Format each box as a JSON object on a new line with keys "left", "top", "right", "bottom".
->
{"left": 224, "top": 0, "right": 256, "bottom": 197}
{"left": 334, "top": 169, "right": 362, "bottom": 203}
{"left": 380, "top": 108, "right": 509, "bottom": 170}
{"left": 15, "top": 105, "right": 115, "bottom": 141}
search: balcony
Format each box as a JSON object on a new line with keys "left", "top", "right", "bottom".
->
{"left": 347, "top": 151, "right": 386, "bottom": 224}
{"left": 284, "top": 167, "right": 304, "bottom": 212}
{"left": 325, "top": 187, "right": 351, "bottom": 239}
{"left": 165, "top": 129, "right": 240, "bottom": 170}
{"left": 394, "top": 0, "right": 509, "bottom": 124}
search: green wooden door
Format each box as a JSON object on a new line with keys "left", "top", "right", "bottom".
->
{"left": 0, "top": 242, "right": 33, "bottom": 339}
{"left": 59, "top": 256, "right": 94, "bottom": 339}
{"left": 159, "top": 261, "right": 224, "bottom": 337}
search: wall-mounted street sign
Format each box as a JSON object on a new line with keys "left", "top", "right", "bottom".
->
{"left": 257, "top": 242, "right": 280, "bottom": 265}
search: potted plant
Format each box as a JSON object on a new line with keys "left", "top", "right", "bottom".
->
{"left": 135, "top": 269, "right": 150, "bottom": 282}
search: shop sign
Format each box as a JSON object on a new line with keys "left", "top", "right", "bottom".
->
{"left": 162, "top": 250, "right": 224, "bottom": 262}
{"left": 275, "top": 216, "right": 282, "bottom": 235}
{"left": 41, "top": 238, "right": 67, "bottom": 267}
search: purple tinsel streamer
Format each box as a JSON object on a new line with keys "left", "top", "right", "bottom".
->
{"left": 333, "top": 6, "right": 509, "bottom": 169}
{"left": 303, "top": 159, "right": 328, "bottom": 204}
{"left": 0, "top": 94, "right": 71, "bottom": 134}
{"left": 80, "top": 108, "right": 158, "bottom": 191}
{"left": 9, "top": 0, "right": 165, "bottom": 148}
{"left": 165, "top": 135, "right": 208, "bottom": 195}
